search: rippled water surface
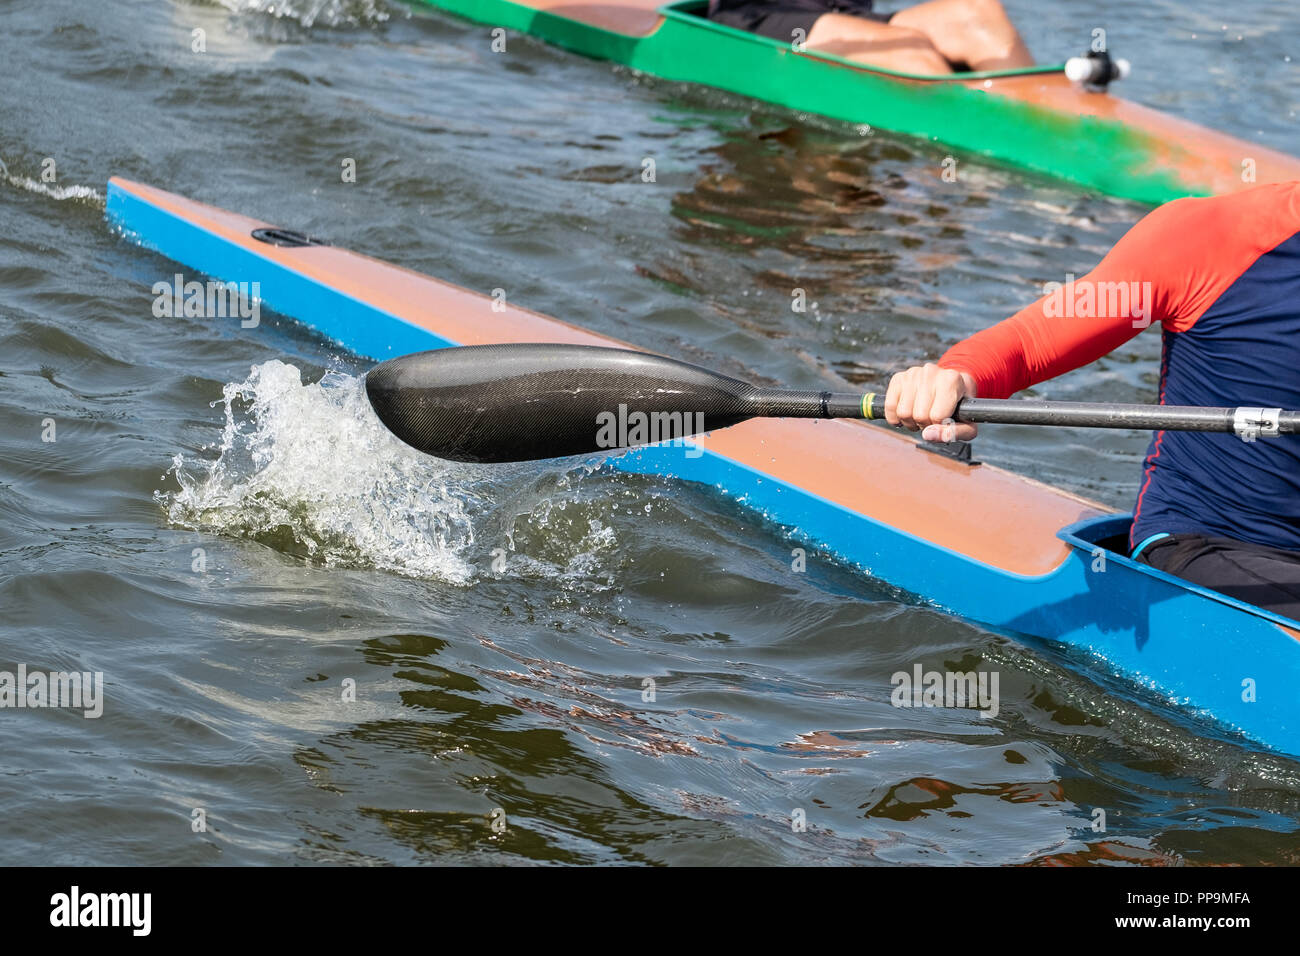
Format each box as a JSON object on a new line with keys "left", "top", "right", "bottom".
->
{"left": 2, "top": 0, "right": 1300, "bottom": 865}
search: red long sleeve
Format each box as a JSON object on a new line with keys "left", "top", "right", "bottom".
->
{"left": 936, "top": 191, "right": 1293, "bottom": 398}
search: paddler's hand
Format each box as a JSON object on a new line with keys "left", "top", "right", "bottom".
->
{"left": 885, "top": 364, "right": 979, "bottom": 442}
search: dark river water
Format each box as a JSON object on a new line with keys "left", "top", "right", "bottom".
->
{"left": 2, "top": 0, "right": 1299, "bottom": 865}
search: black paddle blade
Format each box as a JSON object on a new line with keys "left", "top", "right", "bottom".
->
{"left": 365, "top": 343, "right": 759, "bottom": 463}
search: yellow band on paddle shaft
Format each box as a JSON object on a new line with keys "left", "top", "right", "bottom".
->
{"left": 862, "top": 393, "right": 879, "bottom": 420}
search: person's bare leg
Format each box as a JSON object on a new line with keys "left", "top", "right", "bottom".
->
{"left": 890, "top": 0, "right": 1033, "bottom": 71}
{"left": 804, "top": 14, "right": 953, "bottom": 75}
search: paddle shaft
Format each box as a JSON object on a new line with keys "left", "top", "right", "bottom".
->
{"left": 649, "top": 387, "right": 1300, "bottom": 436}
{"left": 860, "top": 393, "right": 1300, "bottom": 437}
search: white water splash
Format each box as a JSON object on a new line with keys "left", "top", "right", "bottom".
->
{"left": 211, "top": 0, "right": 393, "bottom": 28}
{"left": 0, "top": 158, "right": 102, "bottom": 204}
{"left": 160, "top": 360, "right": 481, "bottom": 583}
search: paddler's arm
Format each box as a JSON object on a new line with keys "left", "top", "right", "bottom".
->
{"left": 885, "top": 197, "right": 1200, "bottom": 442}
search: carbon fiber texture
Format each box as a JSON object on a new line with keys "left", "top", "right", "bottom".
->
{"left": 366, "top": 344, "right": 767, "bottom": 462}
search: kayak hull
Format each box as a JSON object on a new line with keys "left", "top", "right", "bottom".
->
{"left": 106, "top": 177, "right": 1300, "bottom": 755}
{"left": 415, "top": 0, "right": 1300, "bottom": 203}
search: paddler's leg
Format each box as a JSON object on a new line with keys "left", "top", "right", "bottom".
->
{"left": 803, "top": 14, "right": 954, "bottom": 75}
{"left": 889, "top": 0, "right": 1034, "bottom": 71}
{"left": 1135, "top": 534, "right": 1300, "bottom": 622}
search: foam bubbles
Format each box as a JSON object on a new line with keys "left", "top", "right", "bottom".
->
{"left": 160, "top": 360, "right": 481, "bottom": 583}
{"left": 158, "top": 360, "right": 633, "bottom": 590}
{"left": 212, "top": 0, "right": 393, "bottom": 29}
{"left": 0, "top": 158, "right": 102, "bottom": 204}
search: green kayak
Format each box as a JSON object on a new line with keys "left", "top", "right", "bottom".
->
{"left": 415, "top": 0, "right": 1300, "bottom": 203}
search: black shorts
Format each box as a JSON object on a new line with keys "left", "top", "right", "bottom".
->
{"left": 1134, "top": 532, "right": 1300, "bottom": 621}
{"left": 711, "top": 4, "right": 893, "bottom": 44}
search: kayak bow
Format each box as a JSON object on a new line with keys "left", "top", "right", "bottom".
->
{"left": 413, "top": 0, "right": 1300, "bottom": 203}
{"left": 105, "top": 177, "right": 1300, "bottom": 756}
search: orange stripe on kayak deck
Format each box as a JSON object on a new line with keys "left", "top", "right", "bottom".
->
{"left": 491, "top": 0, "right": 665, "bottom": 36}
{"left": 111, "top": 177, "right": 1104, "bottom": 577}
{"left": 979, "top": 72, "right": 1300, "bottom": 195}
{"left": 698, "top": 417, "right": 1103, "bottom": 578}
{"left": 113, "top": 178, "right": 608, "bottom": 349}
